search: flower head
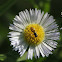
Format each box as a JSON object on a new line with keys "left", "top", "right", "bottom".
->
{"left": 8, "top": 8, "right": 60, "bottom": 59}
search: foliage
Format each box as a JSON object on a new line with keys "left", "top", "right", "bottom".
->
{"left": 0, "top": 0, "right": 62, "bottom": 62}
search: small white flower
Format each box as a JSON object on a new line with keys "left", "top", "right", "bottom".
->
{"left": 8, "top": 8, "right": 60, "bottom": 59}
{"left": 60, "top": 27, "right": 62, "bottom": 30}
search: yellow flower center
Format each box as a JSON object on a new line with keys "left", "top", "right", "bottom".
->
{"left": 24, "top": 24, "right": 45, "bottom": 46}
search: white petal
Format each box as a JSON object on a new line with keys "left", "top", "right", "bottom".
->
{"left": 40, "top": 12, "right": 49, "bottom": 25}
{"left": 10, "top": 36, "right": 24, "bottom": 46}
{"left": 20, "top": 11, "right": 26, "bottom": 20}
{"left": 41, "top": 44, "right": 49, "bottom": 57}
{"left": 10, "top": 39, "right": 20, "bottom": 47}
{"left": 45, "top": 40, "right": 58, "bottom": 48}
{"left": 9, "top": 31, "right": 20, "bottom": 35}
{"left": 35, "top": 46, "right": 40, "bottom": 58}
{"left": 8, "top": 31, "right": 22, "bottom": 37}
{"left": 38, "top": 44, "right": 45, "bottom": 57}
{"left": 9, "top": 24, "right": 23, "bottom": 32}
{"left": 13, "top": 21, "right": 25, "bottom": 29}
{"left": 25, "top": 9, "right": 30, "bottom": 23}
{"left": 14, "top": 16, "right": 21, "bottom": 23}
{"left": 14, "top": 46, "right": 19, "bottom": 51}
{"left": 19, "top": 11, "right": 27, "bottom": 23}
{"left": 46, "top": 32, "right": 60, "bottom": 38}
{"left": 20, "top": 46, "right": 27, "bottom": 56}
{"left": 43, "top": 16, "right": 55, "bottom": 27}
{"left": 28, "top": 46, "right": 33, "bottom": 59}
{"left": 36, "top": 10, "right": 41, "bottom": 21}
{"left": 41, "top": 43, "right": 52, "bottom": 56}
{"left": 46, "top": 36, "right": 59, "bottom": 40}
{"left": 60, "top": 27, "right": 62, "bottom": 30}
{"left": 14, "top": 15, "right": 26, "bottom": 26}
{"left": 30, "top": 9, "right": 35, "bottom": 22}
{"left": 35, "top": 8, "right": 38, "bottom": 16}
{"left": 27, "top": 48, "right": 30, "bottom": 59}
{"left": 30, "top": 9, "right": 32, "bottom": 16}
{"left": 42, "top": 42, "right": 54, "bottom": 51}
{"left": 16, "top": 42, "right": 28, "bottom": 57}
{"left": 15, "top": 15, "right": 21, "bottom": 21}
{"left": 45, "top": 31, "right": 60, "bottom": 41}
{"left": 46, "top": 29, "right": 58, "bottom": 33}
{"left": 33, "top": 47, "right": 37, "bottom": 58}
{"left": 14, "top": 15, "right": 27, "bottom": 27}
{"left": 9, "top": 36, "right": 19, "bottom": 40}
{"left": 37, "top": 11, "right": 44, "bottom": 24}
{"left": 45, "top": 23, "right": 58, "bottom": 32}
{"left": 32, "top": 8, "right": 38, "bottom": 23}
{"left": 19, "top": 12, "right": 28, "bottom": 25}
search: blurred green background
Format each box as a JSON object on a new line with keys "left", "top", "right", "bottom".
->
{"left": 0, "top": 0, "right": 62, "bottom": 62}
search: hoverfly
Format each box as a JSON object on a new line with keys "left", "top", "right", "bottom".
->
{"left": 30, "top": 27, "right": 37, "bottom": 37}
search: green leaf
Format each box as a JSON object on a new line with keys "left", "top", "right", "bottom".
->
{"left": 17, "top": 52, "right": 27, "bottom": 62}
{"left": 44, "top": 2, "right": 50, "bottom": 13}
{"left": 6, "top": 13, "right": 15, "bottom": 22}
{"left": 0, "top": 0, "right": 17, "bottom": 16}
{"left": 29, "top": 0, "right": 39, "bottom": 8}
{"left": 0, "top": 54, "right": 7, "bottom": 61}
{"left": 0, "top": 24, "right": 8, "bottom": 45}
{"left": 4, "top": 50, "right": 19, "bottom": 62}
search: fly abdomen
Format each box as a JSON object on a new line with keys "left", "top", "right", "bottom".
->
{"left": 34, "top": 32, "right": 37, "bottom": 37}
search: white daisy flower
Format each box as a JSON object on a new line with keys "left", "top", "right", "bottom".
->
{"left": 8, "top": 8, "right": 60, "bottom": 59}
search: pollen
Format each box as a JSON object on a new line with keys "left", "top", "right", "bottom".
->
{"left": 24, "top": 24, "right": 45, "bottom": 45}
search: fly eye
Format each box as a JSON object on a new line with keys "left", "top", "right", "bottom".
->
{"left": 30, "top": 27, "right": 35, "bottom": 32}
